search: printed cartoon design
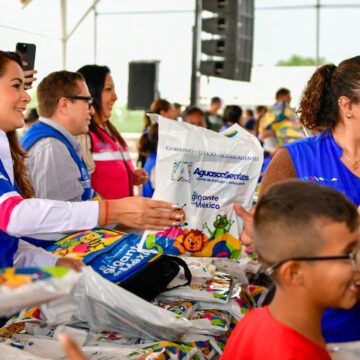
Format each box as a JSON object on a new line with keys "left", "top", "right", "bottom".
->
{"left": 128, "top": 341, "right": 202, "bottom": 360}
{"left": 0, "top": 270, "right": 32, "bottom": 289}
{"left": 188, "top": 271, "right": 232, "bottom": 302}
{"left": 6, "top": 307, "right": 41, "bottom": 326}
{"left": 144, "top": 210, "right": 241, "bottom": 259}
{"left": 47, "top": 228, "right": 125, "bottom": 262}
{"left": 53, "top": 247, "right": 69, "bottom": 257}
{"left": 0, "top": 322, "right": 26, "bottom": 339}
{"left": 174, "top": 229, "right": 208, "bottom": 253}
{"left": 190, "top": 309, "right": 230, "bottom": 329}
{"left": 203, "top": 214, "right": 235, "bottom": 240}
{"left": 183, "top": 339, "right": 221, "bottom": 358}
{"left": 158, "top": 300, "right": 197, "bottom": 317}
{"left": 74, "top": 231, "right": 105, "bottom": 252}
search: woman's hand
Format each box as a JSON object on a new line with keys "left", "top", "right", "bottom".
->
{"left": 59, "top": 332, "right": 88, "bottom": 360}
{"left": 134, "top": 168, "right": 148, "bottom": 186}
{"left": 23, "top": 69, "right": 37, "bottom": 90}
{"left": 101, "top": 197, "right": 182, "bottom": 230}
{"left": 56, "top": 258, "right": 84, "bottom": 272}
{"left": 234, "top": 203, "right": 255, "bottom": 246}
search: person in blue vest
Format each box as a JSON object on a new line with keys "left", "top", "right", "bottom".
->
{"left": 236, "top": 56, "right": 360, "bottom": 343}
{"left": 0, "top": 51, "right": 182, "bottom": 269}
{"left": 22, "top": 70, "right": 97, "bottom": 203}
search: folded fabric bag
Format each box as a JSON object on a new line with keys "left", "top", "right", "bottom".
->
{"left": 48, "top": 229, "right": 191, "bottom": 301}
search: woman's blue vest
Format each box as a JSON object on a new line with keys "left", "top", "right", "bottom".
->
{"left": 285, "top": 131, "right": 360, "bottom": 342}
{"left": 142, "top": 153, "right": 157, "bottom": 198}
{"left": 0, "top": 160, "right": 19, "bottom": 268}
{"left": 21, "top": 122, "right": 93, "bottom": 201}
{"left": 285, "top": 131, "right": 360, "bottom": 205}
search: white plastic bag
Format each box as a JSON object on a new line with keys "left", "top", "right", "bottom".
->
{"left": 182, "top": 258, "right": 216, "bottom": 279}
{"left": 327, "top": 341, "right": 360, "bottom": 360}
{"left": 139, "top": 116, "right": 263, "bottom": 259}
{"left": 1, "top": 334, "right": 63, "bottom": 359}
{"left": 0, "top": 343, "right": 51, "bottom": 360}
{"left": 212, "top": 258, "right": 250, "bottom": 284}
{"left": 42, "top": 267, "right": 193, "bottom": 341}
{"left": 83, "top": 342, "right": 206, "bottom": 360}
{"left": 188, "top": 309, "right": 231, "bottom": 336}
{"left": 0, "top": 267, "right": 80, "bottom": 317}
{"left": 159, "top": 271, "right": 232, "bottom": 304}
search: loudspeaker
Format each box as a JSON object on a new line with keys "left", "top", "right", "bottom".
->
{"left": 200, "top": 0, "right": 254, "bottom": 81}
{"left": 127, "top": 61, "right": 160, "bottom": 110}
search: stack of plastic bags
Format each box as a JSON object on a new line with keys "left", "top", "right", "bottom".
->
{"left": 0, "top": 257, "right": 268, "bottom": 360}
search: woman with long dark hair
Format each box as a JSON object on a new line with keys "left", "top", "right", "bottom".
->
{"left": 77, "top": 65, "right": 148, "bottom": 199}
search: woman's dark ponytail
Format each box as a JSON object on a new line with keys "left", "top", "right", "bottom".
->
{"left": 298, "top": 64, "right": 337, "bottom": 130}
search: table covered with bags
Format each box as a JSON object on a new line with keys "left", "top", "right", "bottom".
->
{"left": 0, "top": 235, "right": 266, "bottom": 359}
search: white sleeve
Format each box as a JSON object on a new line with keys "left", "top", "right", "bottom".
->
{"left": 13, "top": 240, "right": 59, "bottom": 268}
{"left": 7, "top": 199, "right": 99, "bottom": 238}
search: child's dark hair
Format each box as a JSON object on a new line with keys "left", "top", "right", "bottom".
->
{"left": 185, "top": 106, "right": 204, "bottom": 118}
{"left": 256, "top": 105, "right": 267, "bottom": 113}
{"left": 254, "top": 180, "right": 359, "bottom": 267}
{"left": 143, "top": 99, "right": 172, "bottom": 130}
{"left": 149, "top": 99, "right": 171, "bottom": 114}
{"left": 298, "top": 56, "right": 360, "bottom": 131}
{"left": 223, "top": 105, "right": 242, "bottom": 125}
{"left": 275, "top": 88, "right": 290, "bottom": 100}
{"left": 211, "top": 96, "right": 221, "bottom": 104}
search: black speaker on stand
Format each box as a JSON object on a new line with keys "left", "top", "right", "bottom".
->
{"left": 200, "top": 0, "right": 254, "bottom": 81}
{"left": 127, "top": 61, "right": 160, "bottom": 110}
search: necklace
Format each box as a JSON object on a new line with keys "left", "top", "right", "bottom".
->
{"left": 343, "top": 155, "right": 360, "bottom": 170}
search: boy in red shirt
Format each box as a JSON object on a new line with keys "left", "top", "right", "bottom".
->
{"left": 222, "top": 180, "right": 360, "bottom": 360}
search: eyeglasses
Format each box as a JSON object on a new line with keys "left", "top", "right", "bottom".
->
{"left": 65, "top": 95, "right": 94, "bottom": 109}
{"left": 265, "top": 251, "right": 360, "bottom": 276}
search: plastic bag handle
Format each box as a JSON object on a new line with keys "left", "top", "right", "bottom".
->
{"left": 165, "top": 256, "right": 192, "bottom": 290}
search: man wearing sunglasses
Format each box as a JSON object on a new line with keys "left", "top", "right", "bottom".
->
{"left": 222, "top": 180, "right": 360, "bottom": 360}
{"left": 21, "top": 70, "right": 97, "bottom": 244}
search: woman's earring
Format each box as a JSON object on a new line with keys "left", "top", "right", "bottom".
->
{"left": 347, "top": 112, "right": 352, "bottom": 118}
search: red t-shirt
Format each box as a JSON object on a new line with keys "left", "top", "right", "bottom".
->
{"left": 221, "top": 307, "right": 331, "bottom": 360}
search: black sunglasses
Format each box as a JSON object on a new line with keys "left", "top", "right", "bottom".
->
{"left": 65, "top": 95, "right": 94, "bottom": 109}
{"left": 265, "top": 251, "right": 359, "bottom": 276}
